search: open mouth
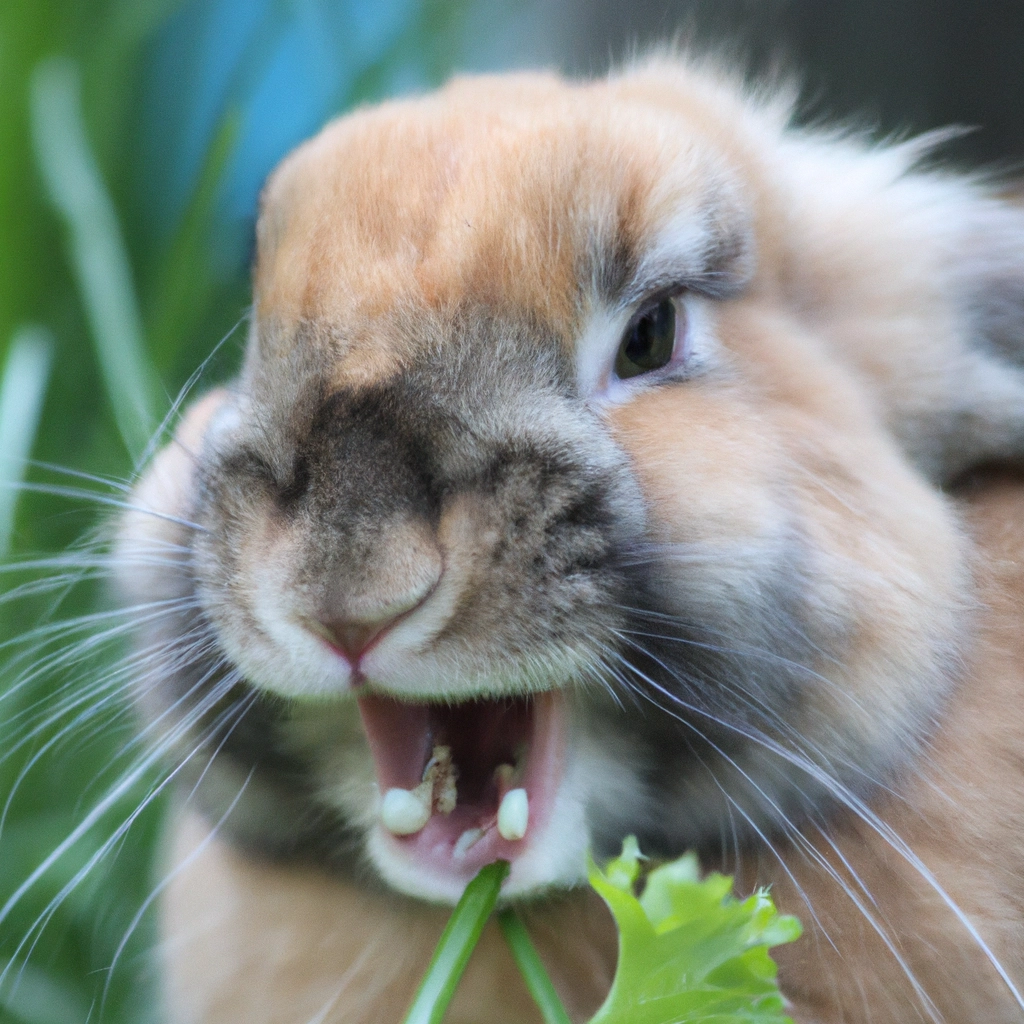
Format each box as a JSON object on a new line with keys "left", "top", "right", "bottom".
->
{"left": 357, "top": 691, "right": 564, "bottom": 885}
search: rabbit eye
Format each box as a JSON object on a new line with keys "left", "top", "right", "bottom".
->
{"left": 614, "top": 297, "right": 678, "bottom": 379}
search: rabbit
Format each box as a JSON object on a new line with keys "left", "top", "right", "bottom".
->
{"left": 115, "top": 53, "right": 1024, "bottom": 1023}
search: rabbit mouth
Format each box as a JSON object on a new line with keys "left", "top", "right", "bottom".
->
{"left": 357, "top": 691, "right": 566, "bottom": 890}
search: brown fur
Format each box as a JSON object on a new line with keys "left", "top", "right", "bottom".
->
{"left": 162, "top": 809, "right": 616, "bottom": 1024}
{"left": 118, "top": 56, "right": 1024, "bottom": 1021}
{"left": 155, "top": 480, "right": 1024, "bottom": 1024}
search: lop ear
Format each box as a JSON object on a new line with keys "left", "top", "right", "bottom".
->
{"left": 937, "top": 198, "right": 1024, "bottom": 480}
{"left": 787, "top": 142, "right": 1024, "bottom": 484}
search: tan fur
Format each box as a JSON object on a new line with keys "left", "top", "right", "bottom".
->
{"left": 162, "top": 810, "right": 616, "bottom": 1024}
{"left": 765, "top": 477, "right": 1024, "bottom": 1022}
{"left": 120, "top": 56, "right": 1024, "bottom": 1021}
{"left": 156, "top": 480, "right": 1024, "bottom": 1024}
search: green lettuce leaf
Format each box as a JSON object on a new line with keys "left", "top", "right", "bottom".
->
{"left": 587, "top": 837, "right": 802, "bottom": 1024}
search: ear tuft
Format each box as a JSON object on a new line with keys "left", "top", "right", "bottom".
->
{"left": 930, "top": 199, "right": 1024, "bottom": 481}
{"left": 786, "top": 140, "right": 1024, "bottom": 484}
{"left": 956, "top": 202, "right": 1024, "bottom": 370}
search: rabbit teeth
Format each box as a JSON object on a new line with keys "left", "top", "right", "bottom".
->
{"left": 381, "top": 783, "right": 432, "bottom": 836}
{"left": 453, "top": 827, "right": 486, "bottom": 859}
{"left": 497, "top": 788, "right": 529, "bottom": 842}
{"left": 381, "top": 744, "right": 461, "bottom": 836}
{"left": 383, "top": 778, "right": 529, "bottom": 842}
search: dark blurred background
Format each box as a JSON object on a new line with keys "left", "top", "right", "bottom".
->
{"left": 0, "top": 1, "right": 1021, "bottom": 1021}
{"left": 531, "top": 0, "right": 1024, "bottom": 167}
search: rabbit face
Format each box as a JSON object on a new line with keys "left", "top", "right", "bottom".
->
{"left": 119, "top": 62, "right": 1024, "bottom": 903}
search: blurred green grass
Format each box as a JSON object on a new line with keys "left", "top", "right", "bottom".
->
{"left": 0, "top": 2, "right": 480, "bottom": 1020}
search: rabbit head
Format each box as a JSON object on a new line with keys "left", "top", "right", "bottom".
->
{"left": 118, "top": 57, "right": 1024, "bottom": 903}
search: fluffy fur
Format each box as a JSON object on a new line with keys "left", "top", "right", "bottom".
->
{"left": 116, "top": 55, "right": 1024, "bottom": 1021}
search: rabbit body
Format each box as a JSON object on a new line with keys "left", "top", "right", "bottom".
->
{"left": 119, "top": 58, "right": 1024, "bottom": 1021}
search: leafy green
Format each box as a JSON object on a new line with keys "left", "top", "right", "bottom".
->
{"left": 406, "top": 840, "right": 801, "bottom": 1024}
{"left": 587, "top": 838, "right": 801, "bottom": 1024}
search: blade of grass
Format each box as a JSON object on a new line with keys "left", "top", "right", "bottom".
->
{"left": 146, "top": 107, "right": 240, "bottom": 364}
{"left": 29, "top": 55, "right": 159, "bottom": 462}
{"left": 402, "top": 860, "right": 510, "bottom": 1024}
{"left": 0, "top": 325, "right": 53, "bottom": 557}
{"left": 0, "top": 953, "right": 91, "bottom": 1024}
{"left": 497, "top": 908, "right": 573, "bottom": 1024}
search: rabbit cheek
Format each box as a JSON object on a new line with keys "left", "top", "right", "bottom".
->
{"left": 605, "top": 383, "right": 798, "bottom": 638}
{"left": 780, "top": 422, "right": 969, "bottom": 775}
{"left": 597, "top": 377, "right": 969, "bottom": 849}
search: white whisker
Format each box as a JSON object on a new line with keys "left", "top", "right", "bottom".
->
{"left": 597, "top": 636, "right": 1019, "bottom": 1016}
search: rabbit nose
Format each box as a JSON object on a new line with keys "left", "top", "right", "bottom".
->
{"left": 314, "top": 515, "right": 443, "bottom": 662}
{"left": 318, "top": 575, "right": 437, "bottom": 660}
{"left": 319, "top": 615, "right": 399, "bottom": 662}
{"left": 317, "top": 558, "right": 442, "bottom": 663}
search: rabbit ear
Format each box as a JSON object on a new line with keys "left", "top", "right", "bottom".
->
{"left": 785, "top": 142, "right": 1024, "bottom": 484}
{"left": 937, "top": 201, "right": 1024, "bottom": 479}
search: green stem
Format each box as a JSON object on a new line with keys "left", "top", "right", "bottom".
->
{"left": 30, "top": 57, "right": 159, "bottom": 461}
{"left": 402, "top": 860, "right": 510, "bottom": 1024}
{"left": 498, "top": 908, "right": 573, "bottom": 1024}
